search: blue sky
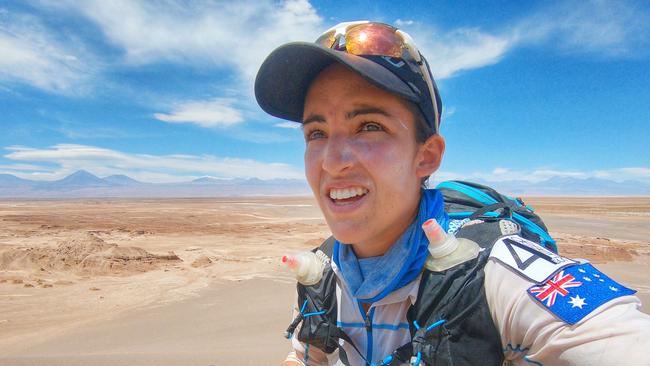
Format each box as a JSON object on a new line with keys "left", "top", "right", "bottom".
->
{"left": 1, "top": 0, "right": 649, "bottom": 184}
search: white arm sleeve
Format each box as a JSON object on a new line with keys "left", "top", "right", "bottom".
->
{"left": 485, "top": 260, "right": 650, "bottom": 366}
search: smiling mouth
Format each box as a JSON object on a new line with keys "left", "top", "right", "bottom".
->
{"left": 328, "top": 187, "right": 369, "bottom": 204}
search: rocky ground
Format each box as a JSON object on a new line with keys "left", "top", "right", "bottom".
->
{"left": 0, "top": 196, "right": 647, "bottom": 364}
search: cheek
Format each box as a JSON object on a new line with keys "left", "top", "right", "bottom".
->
{"left": 357, "top": 140, "right": 421, "bottom": 216}
{"left": 304, "top": 144, "right": 322, "bottom": 189}
{"left": 356, "top": 140, "right": 418, "bottom": 185}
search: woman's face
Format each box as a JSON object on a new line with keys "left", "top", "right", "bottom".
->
{"left": 302, "top": 64, "right": 444, "bottom": 258}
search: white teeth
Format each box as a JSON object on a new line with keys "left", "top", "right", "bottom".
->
{"left": 329, "top": 187, "right": 368, "bottom": 200}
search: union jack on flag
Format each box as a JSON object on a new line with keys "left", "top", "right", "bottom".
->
{"left": 529, "top": 270, "right": 582, "bottom": 307}
{"left": 527, "top": 263, "right": 636, "bottom": 325}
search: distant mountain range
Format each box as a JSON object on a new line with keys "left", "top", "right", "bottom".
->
{"left": 0, "top": 170, "right": 312, "bottom": 198}
{"left": 0, "top": 170, "right": 648, "bottom": 198}
{"left": 431, "top": 176, "right": 650, "bottom": 196}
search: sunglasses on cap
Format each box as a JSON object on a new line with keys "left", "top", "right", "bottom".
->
{"left": 314, "top": 21, "right": 441, "bottom": 131}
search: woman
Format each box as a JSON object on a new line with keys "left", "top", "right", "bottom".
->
{"left": 255, "top": 21, "right": 650, "bottom": 366}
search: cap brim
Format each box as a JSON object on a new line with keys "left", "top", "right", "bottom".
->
{"left": 255, "top": 42, "right": 420, "bottom": 123}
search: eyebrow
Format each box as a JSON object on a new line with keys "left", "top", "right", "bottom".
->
{"left": 346, "top": 106, "right": 392, "bottom": 120}
{"left": 302, "top": 106, "right": 392, "bottom": 126}
{"left": 302, "top": 114, "right": 325, "bottom": 126}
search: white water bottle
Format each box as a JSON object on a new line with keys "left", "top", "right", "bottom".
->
{"left": 282, "top": 251, "right": 326, "bottom": 285}
{"left": 422, "top": 218, "right": 480, "bottom": 272}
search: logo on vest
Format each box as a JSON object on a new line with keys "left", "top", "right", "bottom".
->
{"left": 529, "top": 270, "right": 582, "bottom": 307}
{"left": 489, "top": 234, "right": 575, "bottom": 283}
{"left": 527, "top": 263, "right": 636, "bottom": 325}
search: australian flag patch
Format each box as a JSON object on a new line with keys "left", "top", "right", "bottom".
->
{"left": 527, "top": 263, "right": 636, "bottom": 325}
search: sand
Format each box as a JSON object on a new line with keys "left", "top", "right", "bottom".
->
{"left": 0, "top": 196, "right": 648, "bottom": 365}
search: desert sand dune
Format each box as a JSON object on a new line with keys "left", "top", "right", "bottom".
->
{"left": 0, "top": 196, "right": 648, "bottom": 365}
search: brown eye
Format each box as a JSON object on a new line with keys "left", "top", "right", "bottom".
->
{"left": 360, "top": 122, "right": 383, "bottom": 132}
{"left": 306, "top": 129, "right": 326, "bottom": 141}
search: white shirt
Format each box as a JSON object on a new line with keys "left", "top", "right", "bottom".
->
{"left": 285, "top": 252, "right": 650, "bottom": 365}
{"left": 287, "top": 258, "right": 420, "bottom": 365}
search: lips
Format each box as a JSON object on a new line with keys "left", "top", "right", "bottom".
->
{"left": 323, "top": 185, "right": 370, "bottom": 214}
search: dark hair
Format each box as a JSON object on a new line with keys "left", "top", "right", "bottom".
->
{"left": 405, "top": 102, "right": 435, "bottom": 144}
{"left": 404, "top": 101, "right": 436, "bottom": 187}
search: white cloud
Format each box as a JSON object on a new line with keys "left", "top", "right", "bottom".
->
{"left": 0, "top": 163, "right": 50, "bottom": 172}
{"left": 427, "top": 30, "right": 513, "bottom": 79}
{"left": 433, "top": 166, "right": 650, "bottom": 184}
{"left": 4, "top": 0, "right": 647, "bottom": 97}
{"left": 441, "top": 106, "right": 456, "bottom": 121}
{"left": 513, "top": 0, "right": 650, "bottom": 57}
{"left": 397, "top": 23, "right": 515, "bottom": 79}
{"left": 4, "top": 144, "right": 304, "bottom": 182}
{"left": 491, "top": 167, "right": 510, "bottom": 176}
{"left": 274, "top": 121, "right": 301, "bottom": 129}
{"left": 395, "top": 19, "right": 415, "bottom": 27}
{"left": 594, "top": 167, "right": 650, "bottom": 181}
{"left": 0, "top": 10, "right": 94, "bottom": 93}
{"left": 1, "top": 0, "right": 321, "bottom": 97}
{"left": 154, "top": 98, "right": 244, "bottom": 127}
{"left": 399, "top": 1, "right": 649, "bottom": 80}
{"left": 52, "top": 0, "right": 323, "bottom": 81}
{"left": 619, "top": 167, "right": 650, "bottom": 177}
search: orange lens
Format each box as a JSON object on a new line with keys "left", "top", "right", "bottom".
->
{"left": 345, "top": 23, "right": 403, "bottom": 57}
{"left": 315, "top": 30, "right": 336, "bottom": 48}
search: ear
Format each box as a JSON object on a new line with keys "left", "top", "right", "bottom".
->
{"left": 415, "top": 134, "right": 445, "bottom": 178}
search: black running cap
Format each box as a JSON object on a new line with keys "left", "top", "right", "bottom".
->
{"left": 254, "top": 42, "right": 441, "bottom": 132}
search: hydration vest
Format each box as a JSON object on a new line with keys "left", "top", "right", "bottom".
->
{"left": 286, "top": 182, "right": 554, "bottom": 365}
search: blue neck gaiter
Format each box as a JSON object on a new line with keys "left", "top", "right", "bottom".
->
{"left": 332, "top": 189, "right": 448, "bottom": 304}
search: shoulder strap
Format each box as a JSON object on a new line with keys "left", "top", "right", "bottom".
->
{"left": 295, "top": 239, "right": 339, "bottom": 353}
{"left": 406, "top": 220, "right": 507, "bottom": 366}
{"left": 316, "top": 235, "right": 336, "bottom": 257}
{"left": 291, "top": 236, "right": 372, "bottom": 364}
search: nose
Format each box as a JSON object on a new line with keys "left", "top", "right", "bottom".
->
{"left": 322, "top": 133, "right": 354, "bottom": 175}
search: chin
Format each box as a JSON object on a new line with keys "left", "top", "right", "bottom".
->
{"left": 326, "top": 220, "right": 366, "bottom": 245}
